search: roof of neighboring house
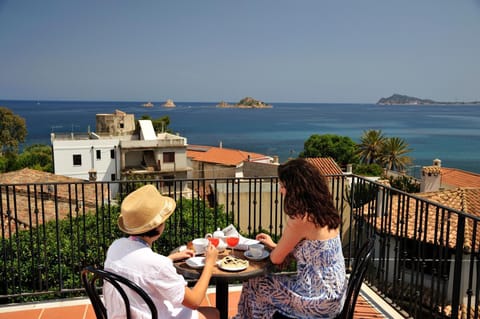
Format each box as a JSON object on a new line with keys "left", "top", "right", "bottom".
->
{"left": 418, "top": 187, "right": 480, "bottom": 217}
{"left": 305, "top": 157, "right": 343, "bottom": 176}
{"left": 369, "top": 187, "right": 480, "bottom": 251}
{"left": 0, "top": 168, "right": 103, "bottom": 236}
{"left": 187, "top": 145, "right": 271, "bottom": 166}
{"left": 0, "top": 168, "right": 85, "bottom": 184}
{"left": 440, "top": 167, "right": 480, "bottom": 189}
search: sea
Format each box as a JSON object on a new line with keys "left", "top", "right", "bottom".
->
{"left": 2, "top": 100, "right": 480, "bottom": 176}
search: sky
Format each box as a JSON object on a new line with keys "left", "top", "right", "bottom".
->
{"left": 1, "top": 0, "right": 479, "bottom": 103}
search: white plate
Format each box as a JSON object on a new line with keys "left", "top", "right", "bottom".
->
{"left": 244, "top": 250, "right": 270, "bottom": 261}
{"left": 186, "top": 257, "right": 206, "bottom": 269}
{"left": 217, "top": 259, "right": 249, "bottom": 272}
{"left": 185, "top": 257, "right": 221, "bottom": 269}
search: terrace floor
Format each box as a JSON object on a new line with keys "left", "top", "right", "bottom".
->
{"left": 0, "top": 284, "right": 404, "bottom": 319}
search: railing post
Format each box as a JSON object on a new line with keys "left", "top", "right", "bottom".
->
{"left": 450, "top": 214, "right": 465, "bottom": 319}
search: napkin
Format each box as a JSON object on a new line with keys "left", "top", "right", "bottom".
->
{"left": 222, "top": 224, "right": 259, "bottom": 251}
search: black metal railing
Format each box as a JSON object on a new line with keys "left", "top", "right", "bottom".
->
{"left": 1, "top": 175, "right": 479, "bottom": 318}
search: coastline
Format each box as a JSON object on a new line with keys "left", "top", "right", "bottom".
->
{"left": 3, "top": 100, "right": 480, "bottom": 174}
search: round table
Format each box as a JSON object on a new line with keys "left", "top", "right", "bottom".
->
{"left": 174, "top": 249, "right": 271, "bottom": 319}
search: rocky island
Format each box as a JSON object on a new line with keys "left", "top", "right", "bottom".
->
{"left": 162, "top": 99, "right": 176, "bottom": 108}
{"left": 217, "top": 97, "right": 273, "bottom": 109}
{"left": 377, "top": 94, "right": 480, "bottom": 105}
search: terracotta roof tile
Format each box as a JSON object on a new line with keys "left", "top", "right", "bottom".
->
{"left": 440, "top": 167, "right": 480, "bottom": 188}
{"left": 305, "top": 157, "right": 343, "bottom": 176}
{"left": 0, "top": 168, "right": 104, "bottom": 237}
{"left": 368, "top": 187, "right": 480, "bottom": 250}
{"left": 187, "top": 145, "right": 270, "bottom": 166}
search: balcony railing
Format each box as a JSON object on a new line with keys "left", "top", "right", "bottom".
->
{"left": 0, "top": 175, "right": 478, "bottom": 318}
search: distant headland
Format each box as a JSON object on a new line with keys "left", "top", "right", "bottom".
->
{"left": 217, "top": 97, "right": 273, "bottom": 109}
{"left": 377, "top": 94, "right": 480, "bottom": 105}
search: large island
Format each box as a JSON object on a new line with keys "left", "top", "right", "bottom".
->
{"left": 377, "top": 94, "right": 480, "bottom": 105}
{"left": 217, "top": 97, "right": 273, "bottom": 109}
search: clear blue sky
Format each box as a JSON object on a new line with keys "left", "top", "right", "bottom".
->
{"left": 1, "top": 0, "right": 479, "bottom": 103}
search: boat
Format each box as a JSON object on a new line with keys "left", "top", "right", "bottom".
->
{"left": 142, "top": 102, "right": 154, "bottom": 107}
{"left": 162, "top": 99, "right": 176, "bottom": 108}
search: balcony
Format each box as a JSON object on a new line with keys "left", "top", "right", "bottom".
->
{"left": 0, "top": 175, "right": 478, "bottom": 318}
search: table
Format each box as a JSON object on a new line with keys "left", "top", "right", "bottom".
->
{"left": 174, "top": 249, "right": 271, "bottom": 319}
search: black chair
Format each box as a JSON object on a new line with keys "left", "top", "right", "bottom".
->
{"left": 273, "top": 237, "right": 375, "bottom": 319}
{"left": 81, "top": 265, "right": 158, "bottom": 319}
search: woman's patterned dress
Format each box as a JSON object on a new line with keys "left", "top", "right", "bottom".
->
{"left": 234, "top": 235, "right": 347, "bottom": 319}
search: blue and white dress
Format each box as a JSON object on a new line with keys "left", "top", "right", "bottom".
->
{"left": 234, "top": 235, "right": 347, "bottom": 319}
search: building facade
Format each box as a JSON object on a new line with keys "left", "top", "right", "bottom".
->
{"left": 51, "top": 110, "right": 190, "bottom": 189}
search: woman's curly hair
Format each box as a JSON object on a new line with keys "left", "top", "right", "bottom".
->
{"left": 278, "top": 158, "right": 341, "bottom": 229}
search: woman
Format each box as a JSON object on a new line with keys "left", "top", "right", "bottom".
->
{"left": 234, "top": 158, "right": 347, "bottom": 319}
{"left": 104, "top": 184, "right": 219, "bottom": 319}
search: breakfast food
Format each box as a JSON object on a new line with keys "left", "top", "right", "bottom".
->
{"left": 220, "top": 256, "right": 249, "bottom": 270}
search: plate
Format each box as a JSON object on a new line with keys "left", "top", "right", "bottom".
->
{"left": 185, "top": 257, "right": 206, "bottom": 269}
{"left": 217, "top": 256, "right": 249, "bottom": 272}
{"left": 244, "top": 250, "right": 270, "bottom": 261}
{"left": 185, "top": 257, "right": 221, "bottom": 269}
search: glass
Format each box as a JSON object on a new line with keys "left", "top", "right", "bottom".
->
{"left": 207, "top": 237, "right": 220, "bottom": 247}
{"left": 226, "top": 233, "right": 240, "bottom": 255}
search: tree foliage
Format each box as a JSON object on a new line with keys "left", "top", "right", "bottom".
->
{"left": 0, "top": 107, "right": 27, "bottom": 154}
{"left": 299, "top": 134, "right": 358, "bottom": 166}
{"left": 357, "top": 129, "right": 386, "bottom": 164}
{"left": 353, "top": 163, "right": 384, "bottom": 176}
{"left": 380, "top": 137, "right": 412, "bottom": 171}
{"left": 356, "top": 129, "right": 412, "bottom": 172}
{"left": 13, "top": 144, "right": 53, "bottom": 172}
{"left": 388, "top": 175, "right": 420, "bottom": 193}
{"left": 139, "top": 115, "right": 172, "bottom": 133}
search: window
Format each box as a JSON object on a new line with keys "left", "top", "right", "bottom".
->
{"left": 111, "top": 174, "right": 116, "bottom": 181}
{"left": 96, "top": 150, "right": 101, "bottom": 160}
{"left": 110, "top": 149, "right": 115, "bottom": 159}
{"left": 163, "top": 152, "right": 175, "bottom": 163}
{"left": 73, "top": 154, "right": 82, "bottom": 166}
{"left": 119, "top": 122, "right": 124, "bottom": 129}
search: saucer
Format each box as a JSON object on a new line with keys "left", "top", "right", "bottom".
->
{"left": 244, "top": 250, "right": 270, "bottom": 261}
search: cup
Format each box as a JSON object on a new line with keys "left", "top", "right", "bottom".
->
{"left": 192, "top": 238, "right": 209, "bottom": 254}
{"left": 248, "top": 243, "right": 264, "bottom": 258}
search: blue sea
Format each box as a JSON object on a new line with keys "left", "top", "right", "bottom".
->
{"left": 3, "top": 100, "right": 480, "bottom": 175}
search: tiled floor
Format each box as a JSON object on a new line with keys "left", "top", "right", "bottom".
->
{"left": 0, "top": 285, "right": 391, "bottom": 319}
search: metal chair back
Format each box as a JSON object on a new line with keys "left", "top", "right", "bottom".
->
{"left": 272, "top": 237, "right": 375, "bottom": 319}
{"left": 81, "top": 265, "right": 158, "bottom": 319}
{"left": 336, "top": 237, "right": 375, "bottom": 319}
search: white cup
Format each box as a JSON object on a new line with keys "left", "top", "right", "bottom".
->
{"left": 249, "top": 243, "right": 264, "bottom": 258}
{"left": 192, "top": 238, "right": 209, "bottom": 254}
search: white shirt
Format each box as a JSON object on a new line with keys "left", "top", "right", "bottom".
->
{"left": 104, "top": 237, "right": 198, "bottom": 319}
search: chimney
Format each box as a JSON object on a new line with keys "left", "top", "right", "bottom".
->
{"left": 88, "top": 169, "right": 97, "bottom": 182}
{"left": 433, "top": 158, "right": 442, "bottom": 167}
{"left": 420, "top": 164, "right": 441, "bottom": 192}
{"left": 219, "top": 141, "right": 223, "bottom": 148}
{"left": 346, "top": 164, "right": 353, "bottom": 174}
{"left": 273, "top": 155, "right": 279, "bottom": 164}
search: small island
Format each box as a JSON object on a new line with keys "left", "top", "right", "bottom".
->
{"left": 162, "top": 99, "right": 176, "bottom": 108}
{"left": 217, "top": 97, "right": 273, "bottom": 109}
{"left": 377, "top": 94, "right": 480, "bottom": 105}
{"left": 142, "top": 101, "right": 154, "bottom": 107}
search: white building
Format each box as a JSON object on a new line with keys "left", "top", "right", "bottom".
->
{"left": 51, "top": 110, "right": 190, "bottom": 192}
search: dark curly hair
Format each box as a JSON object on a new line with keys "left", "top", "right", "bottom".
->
{"left": 278, "top": 158, "right": 341, "bottom": 229}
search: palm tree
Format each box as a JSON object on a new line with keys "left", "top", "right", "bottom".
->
{"left": 357, "top": 129, "right": 385, "bottom": 164}
{"left": 379, "top": 137, "right": 412, "bottom": 171}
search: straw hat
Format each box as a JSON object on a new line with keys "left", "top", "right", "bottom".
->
{"left": 118, "top": 184, "right": 176, "bottom": 234}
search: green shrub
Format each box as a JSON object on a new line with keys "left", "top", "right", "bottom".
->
{"left": 0, "top": 197, "right": 225, "bottom": 303}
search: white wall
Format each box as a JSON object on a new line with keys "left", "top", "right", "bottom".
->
{"left": 52, "top": 138, "right": 120, "bottom": 182}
